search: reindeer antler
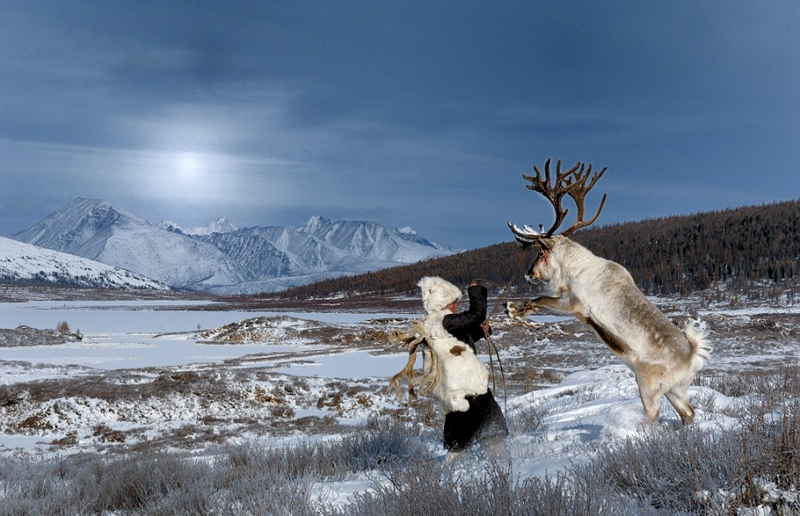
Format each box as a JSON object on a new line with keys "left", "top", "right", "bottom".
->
{"left": 521, "top": 158, "right": 581, "bottom": 237}
{"left": 560, "top": 163, "right": 607, "bottom": 236}
{"left": 509, "top": 158, "right": 608, "bottom": 242}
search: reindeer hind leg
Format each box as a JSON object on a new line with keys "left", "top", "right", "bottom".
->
{"left": 635, "top": 375, "right": 662, "bottom": 424}
{"left": 665, "top": 376, "right": 696, "bottom": 425}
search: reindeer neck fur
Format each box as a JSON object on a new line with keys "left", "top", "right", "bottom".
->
{"left": 540, "top": 236, "right": 605, "bottom": 294}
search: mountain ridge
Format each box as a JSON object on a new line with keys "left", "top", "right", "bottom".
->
{"left": 11, "top": 199, "right": 455, "bottom": 294}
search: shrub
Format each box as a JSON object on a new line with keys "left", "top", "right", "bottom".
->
{"left": 56, "top": 321, "right": 69, "bottom": 335}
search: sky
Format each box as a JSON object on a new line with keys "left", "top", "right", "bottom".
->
{"left": 1, "top": 1, "right": 798, "bottom": 250}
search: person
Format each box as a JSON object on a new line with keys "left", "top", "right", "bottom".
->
{"left": 417, "top": 276, "right": 509, "bottom": 458}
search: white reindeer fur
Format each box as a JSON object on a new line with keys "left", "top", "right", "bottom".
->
{"left": 508, "top": 236, "right": 711, "bottom": 424}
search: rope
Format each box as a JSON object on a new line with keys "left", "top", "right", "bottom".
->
{"left": 472, "top": 244, "right": 537, "bottom": 412}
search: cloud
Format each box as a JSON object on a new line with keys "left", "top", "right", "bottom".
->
{"left": 1, "top": 1, "right": 798, "bottom": 248}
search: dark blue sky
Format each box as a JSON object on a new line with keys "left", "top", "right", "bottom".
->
{"left": 2, "top": 1, "right": 798, "bottom": 249}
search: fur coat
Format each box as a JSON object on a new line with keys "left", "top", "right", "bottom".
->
{"left": 417, "top": 277, "right": 489, "bottom": 413}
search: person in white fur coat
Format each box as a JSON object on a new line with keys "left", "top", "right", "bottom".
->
{"left": 417, "top": 276, "right": 509, "bottom": 454}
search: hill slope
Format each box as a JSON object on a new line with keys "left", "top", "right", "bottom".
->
{"left": 271, "top": 199, "right": 800, "bottom": 300}
{"left": 0, "top": 236, "right": 169, "bottom": 290}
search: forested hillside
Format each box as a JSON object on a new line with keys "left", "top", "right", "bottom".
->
{"left": 271, "top": 199, "right": 799, "bottom": 301}
{"left": 572, "top": 200, "right": 799, "bottom": 297}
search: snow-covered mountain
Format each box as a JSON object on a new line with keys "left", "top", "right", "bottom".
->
{"left": 0, "top": 236, "right": 169, "bottom": 290}
{"left": 11, "top": 199, "right": 455, "bottom": 294}
{"left": 159, "top": 217, "right": 237, "bottom": 236}
{"left": 13, "top": 199, "right": 246, "bottom": 291}
{"left": 295, "top": 215, "right": 451, "bottom": 263}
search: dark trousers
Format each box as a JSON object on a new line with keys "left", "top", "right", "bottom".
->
{"left": 443, "top": 389, "right": 508, "bottom": 451}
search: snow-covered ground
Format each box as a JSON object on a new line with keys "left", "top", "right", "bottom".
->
{"left": 1, "top": 296, "right": 798, "bottom": 509}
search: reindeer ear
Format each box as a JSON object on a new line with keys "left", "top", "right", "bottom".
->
{"left": 539, "top": 238, "right": 555, "bottom": 251}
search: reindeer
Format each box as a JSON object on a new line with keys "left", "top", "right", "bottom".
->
{"left": 506, "top": 159, "right": 711, "bottom": 425}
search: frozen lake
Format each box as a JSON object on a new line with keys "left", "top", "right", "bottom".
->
{"left": 0, "top": 300, "right": 413, "bottom": 374}
{"left": 0, "top": 300, "right": 402, "bottom": 333}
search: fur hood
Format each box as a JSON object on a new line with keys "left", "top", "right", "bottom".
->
{"left": 418, "top": 276, "right": 461, "bottom": 314}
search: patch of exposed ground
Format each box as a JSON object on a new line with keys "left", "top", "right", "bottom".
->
{"left": 0, "top": 325, "right": 82, "bottom": 347}
{"left": 692, "top": 311, "right": 800, "bottom": 375}
{"left": 0, "top": 284, "right": 214, "bottom": 303}
{"left": 193, "top": 315, "right": 403, "bottom": 353}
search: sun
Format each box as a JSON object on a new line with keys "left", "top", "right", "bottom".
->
{"left": 175, "top": 152, "right": 203, "bottom": 181}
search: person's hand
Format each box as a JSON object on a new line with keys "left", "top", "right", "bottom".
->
{"left": 480, "top": 321, "right": 491, "bottom": 333}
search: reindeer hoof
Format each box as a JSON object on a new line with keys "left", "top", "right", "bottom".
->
{"left": 505, "top": 301, "right": 520, "bottom": 319}
{"left": 506, "top": 301, "right": 539, "bottom": 319}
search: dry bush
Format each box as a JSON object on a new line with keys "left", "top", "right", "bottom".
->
{"left": 508, "top": 403, "right": 549, "bottom": 435}
{"left": 330, "top": 460, "right": 516, "bottom": 516}
{"left": 698, "top": 371, "right": 748, "bottom": 398}
{"left": 328, "top": 455, "right": 635, "bottom": 516}
{"left": 0, "top": 417, "right": 425, "bottom": 516}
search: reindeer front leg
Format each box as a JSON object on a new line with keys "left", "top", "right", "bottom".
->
{"left": 506, "top": 294, "right": 572, "bottom": 319}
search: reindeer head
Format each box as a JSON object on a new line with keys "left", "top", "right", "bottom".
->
{"left": 508, "top": 158, "right": 608, "bottom": 281}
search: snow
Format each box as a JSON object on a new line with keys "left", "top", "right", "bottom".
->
{"left": 0, "top": 300, "right": 409, "bottom": 372}
{"left": 1, "top": 296, "right": 797, "bottom": 510}
{"left": 0, "top": 236, "right": 168, "bottom": 290}
{"left": 184, "top": 216, "right": 237, "bottom": 236}
{"left": 273, "top": 351, "right": 409, "bottom": 378}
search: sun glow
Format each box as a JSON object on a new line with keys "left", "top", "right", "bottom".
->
{"left": 175, "top": 152, "right": 203, "bottom": 180}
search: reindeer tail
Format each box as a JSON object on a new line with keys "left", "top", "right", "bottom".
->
{"left": 684, "top": 324, "right": 712, "bottom": 372}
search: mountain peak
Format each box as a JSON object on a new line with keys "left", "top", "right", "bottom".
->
{"left": 295, "top": 215, "right": 332, "bottom": 234}
{"left": 184, "top": 217, "right": 237, "bottom": 236}
{"left": 158, "top": 220, "right": 183, "bottom": 233}
{"left": 157, "top": 217, "right": 236, "bottom": 236}
{"left": 12, "top": 198, "right": 146, "bottom": 259}
{"left": 67, "top": 198, "right": 140, "bottom": 220}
